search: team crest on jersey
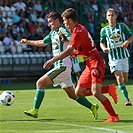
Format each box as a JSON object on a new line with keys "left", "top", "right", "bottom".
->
{"left": 92, "top": 69, "right": 99, "bottom": 77}
{"left": 109, "top": 33, "right": 122, "bottom": 46}
{"left": 110, "top": 33, "right": 121, "bottom": 41}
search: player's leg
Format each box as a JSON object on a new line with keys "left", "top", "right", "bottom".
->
{"left": 110, "top": 58, "right": 131, "bottom": 105}
{"left": 24, "top": 66, "right": 67, "bottom": 118}
{"left": 24, "top": 75, "right": 52, "bottom": 118}
{"left": 74, "top": 66, "right": 99, "bottom": 119}
{"left": 64, "top": 86, "right": 99, "bottom": 120}
{"left": 90, "top": 55, "right": 119, "bottom": 122}
{"left": 91, "top": 83, "right": 119, "bottom": 122}
{"left": 75, "top": 68, "right": 117, "bottom": 104}
{"left": 114, "top": 71, "right": 131, "bottom": 106}
{"left": 81, "top": 85, "right": 118, "bottom": 104}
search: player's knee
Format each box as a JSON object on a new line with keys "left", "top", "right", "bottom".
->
{"left": 36, "top": 80, "right": 44, "bottom": 88}
{"left": 116, "top": 76, "right": 124, "bottom": 83}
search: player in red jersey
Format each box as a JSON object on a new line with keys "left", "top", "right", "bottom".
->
{"left": 43, "top": 8, "right": 120, "bottom": 122}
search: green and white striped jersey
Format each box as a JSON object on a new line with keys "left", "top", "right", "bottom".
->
{"left": 43, "top": 26, "right": 72, "bottom": 67}
{"left": 100, "top": 23, "right": 132, "bottom": 61}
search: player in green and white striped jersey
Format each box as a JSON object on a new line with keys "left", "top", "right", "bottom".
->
{"left": 100, "top": 8, "right": 133, "bottom": 106}
{"left": 20, "top": 11, "right": 98, "bottom": 119}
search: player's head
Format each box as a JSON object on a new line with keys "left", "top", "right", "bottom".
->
{"left": 62, "top": 8, "right": 77, "bottom": 23}
{"left": 47, "top": 11, "right": 62, "bottom": 30}
{"left": 106, "top": 8, "right": 117, "bottom": 24}
{"left": 61, "top": 8, "right": 78, "bottom": 30}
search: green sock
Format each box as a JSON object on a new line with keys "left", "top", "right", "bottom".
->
{"left": 118, "top": 83, "right": 129, "bottom": 102}
{"left": 75, "top": 97, "right": 92, "bottom": 110}
{"left": 34, "top": 88, "right": 45, "bottom": 109}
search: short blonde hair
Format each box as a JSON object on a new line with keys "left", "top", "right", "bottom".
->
{"left": 106, "top": 8, "right": 117, "bottom": 14}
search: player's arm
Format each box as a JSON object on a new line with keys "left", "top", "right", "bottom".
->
{"left": 122, "top": 24, "right": 133, "bottom": 48}
{"left": 20, "top": 39, "right": 46, "bottom": 47}
{"left": 43, "top": 45, "right": 75, "bottom": 69}
{"left": 58, "top": 27, "right": 71, "bottom": 42}
{"left": 122, "top": 35, "right": 133, "bottom": 48}
{"left": 100, "top": 42, "right": 109, "bottom": 53}
{"left": 100, "top": 28, "right": 109, "bottom": 53}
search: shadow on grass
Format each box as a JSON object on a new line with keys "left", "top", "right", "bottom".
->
{"left": 0, "top": 119, "right": 133, "bottom": 123}
{"left": 0, "top": 118, "right": 56, "bottom": 122}
{"left": 101, "top": 119, "right": 133, "bottom": 123}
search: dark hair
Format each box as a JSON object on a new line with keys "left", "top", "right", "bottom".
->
{"left": 61, "top": 8, "right": 78, "bottom": 22}
{"left": 47, "top": 11, "right": 62, "bottom": 23}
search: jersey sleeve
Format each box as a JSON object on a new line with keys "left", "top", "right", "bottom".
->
{"left": 43, "top": 31, "right": 52, "bottom": 45}
{"left": 100, "top": 28, "right": 106, "bottom": 43}
{"left": 122, "top": 23, "right": 133, "bottom": 38}
{"left": 58, "top": 27, "right": 71, "bottom": 41}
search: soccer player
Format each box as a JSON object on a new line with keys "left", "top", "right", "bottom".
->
{"left": 100, "top": 8, "right": 133, "bottom": 106}
{"left": 20, "top": 11, "right": 99, "bottom": 119}
{"left": 43, "top": 8, "right": 120, "bottom": 122}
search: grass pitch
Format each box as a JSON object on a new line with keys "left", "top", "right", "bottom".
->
{"left": 0, "top": 79, "right": 133, "bottom": 133}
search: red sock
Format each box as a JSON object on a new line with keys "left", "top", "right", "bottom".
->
{"left": 101, "top": 98, "right": 117, "bottom": 117}
{"left": 86, "top": 85, "right": 109, "bottom": 96}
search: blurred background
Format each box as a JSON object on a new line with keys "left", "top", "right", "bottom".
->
{"left": 0, "top": 0, "right": 133, "bottom": 84}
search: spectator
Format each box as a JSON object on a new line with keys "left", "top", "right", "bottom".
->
{"left": 33, "top": 0, "right": 43, "bottom": 16}
{"left": 99, "top": 8, "right": 106, "bottom": 21}
{"left": 87, "top": 17, "right": 94, "bottom": 37}
{"left": 102, "top": 0, "right": 110, "bottom": 12}
{"left": 29, "top": 9, "right": 37, "bottom": 22}
{"left": 11, "top": 10, "right": 21, "bottom": 25}
{"left": 42, "top": 1, "right": 50, "bottom": 11}
{"left": 90, "top": 0, "right": 98, "bottom": 12}
{"left": 13, "top": 0, "right": 26, "bottom": 11}
{"left": 111, "top": 0, "right": 121, "bottom": 13}
{"left": 3, "top": 32, "right": 16, "bottom": 53}
{"left": 28, "top": 21, "right": 37, "bottom": 34}
{"left": 0, "top": 22, "right": 6, "bottom": 35}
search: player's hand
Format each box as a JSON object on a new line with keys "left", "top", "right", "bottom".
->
{"left": 103, "top": 48, "right": 109, "bottom": 53}
{"left": 121, "top": 41, "right": 129, "bottom": 48}
{"left": 43, "top": 58, "right": 55, "bottom": 69}
{"left": 58, "top": 33, "right": 67, "bottom": 42}
{"left": 20, "top": 39, "right": 28, "bottom": 44}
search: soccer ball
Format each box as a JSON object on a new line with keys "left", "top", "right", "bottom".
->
{"left": 0, "top": 91, "right": 15, "bottom": 106}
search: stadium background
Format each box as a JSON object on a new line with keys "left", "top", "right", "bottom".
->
{"left": 0, "top": 0, "right": 133, "bottom": 83}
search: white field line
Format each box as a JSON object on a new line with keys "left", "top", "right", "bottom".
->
{"left": 0, "top": 120, "right": 126, "bottom": 133}
{"left": 44, "top": 122, "right": 126, "bottom": 133}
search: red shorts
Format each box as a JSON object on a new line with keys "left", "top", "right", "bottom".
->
{"left": 77, "top": 52, "right": 106, "bottom": 88}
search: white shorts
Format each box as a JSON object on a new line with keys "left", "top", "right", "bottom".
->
{"left": 46, "top": 66, "right": 73, "bottom": 89}
{"left": 109, "top": 58, "right": 129, "bottom": 73}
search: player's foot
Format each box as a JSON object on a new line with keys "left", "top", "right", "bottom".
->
{"left": 125, "top": 100, "right": 132, "bottom": 106}
{"left": 24, "top": 108, "right": 38, "bottom": 118}
{"left": 90, "top": 104, "right": 99, "bottom": 120}
{"left": 108, "top": 84, "right": 118, "bottom": 104}
{"left": 105, "top": 115, "right": 120, "bottom": 122}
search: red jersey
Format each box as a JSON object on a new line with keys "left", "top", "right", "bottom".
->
{"left": 69, "top": 24, "right": 97, "bottom": 57}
